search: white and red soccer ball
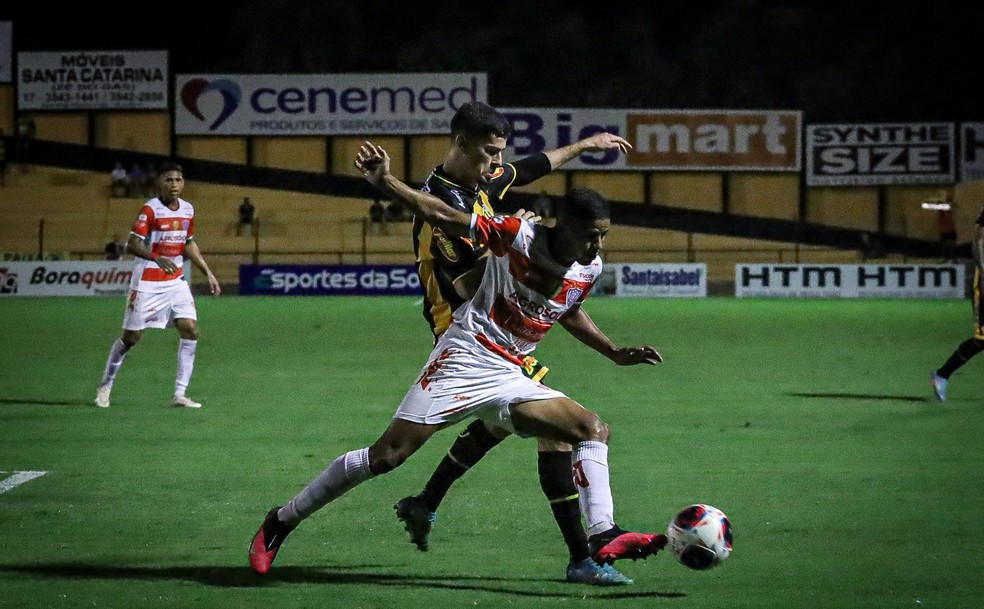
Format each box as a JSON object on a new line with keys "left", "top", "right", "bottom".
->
{"left": 666, "top": 504, "right": 733, "bottom": 570}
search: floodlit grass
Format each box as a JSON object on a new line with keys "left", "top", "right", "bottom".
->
{"left": 1, "top": 295, "right": 981, "bottom": 609}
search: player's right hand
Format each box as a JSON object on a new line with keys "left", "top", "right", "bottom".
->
{"left": 355, "top": 141, "right": 390, "bottom": 185}
{"left": 611, "top": 345, "right": 662, "bottom": 366}
{"left": 155, "top": 256, "right": 177, "bottom": 273}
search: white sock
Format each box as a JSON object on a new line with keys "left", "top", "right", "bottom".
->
{"left": 278, "top": 447, "right": 373, "bottom": 526}
{"left": 99, "top": 338, "right": 130, "bottom": 387}
{"left": 573, "top": 440, "right": 616, "bottom": 537}
{"left": 175, "top": 338, "right": 197, "bottom": 395}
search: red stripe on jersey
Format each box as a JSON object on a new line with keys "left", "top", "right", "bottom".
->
{"left": 473, "top": 215, "right": 522, "bottom": 256}
{"left": 488, "top": 295, "right": 553, "bottom": 344}
{"left": 131, "top": 205, "right": 156, "bottom": 238}
{"left": 141, "top": 267, "right": 184, "bottom": 281}
{"left": 151, "top": 241, "right": 186, "bottom": 257}
{"left": 475, "top": 333, "right": 526, "bottom": 366}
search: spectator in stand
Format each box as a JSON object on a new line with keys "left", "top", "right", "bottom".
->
{"left": 368, "top": 197, "right": 387, "bottom": 234}
{"left": 142, "top": 164, "right": 159, "bottom": 198}
{"left": 15, "top": 114, "right": 36, "bottom": 170}
{"left": 127, "top": 164, "right": 146, "bottom": 197}
{"left": 385, "top": 199, "right": 408, "bottom": 223}
{"left": 237, "top": 197, "right": 256, "bottom": 236}
{"left": 104, "top": 233, "right": 125, "bottom": 260}
{"left": 111, "top": 162, "right": 128, "bottom": 197}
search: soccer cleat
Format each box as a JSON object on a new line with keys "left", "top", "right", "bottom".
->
{"left": 589, "top": 526, "right": 668, "bottom": 565}
{"left": 248, "top": 507, "right": 295, "bottom": 574}
{"left": 394, "top": 495, "right": 436, "bottom": 551}
{"left": 94, "top": 385, "right": 111, "bottom": 408}
{"left": 566, "top": 557, "right": 634, "bottom": 586}
{"left": 930, "top": 372, "right": 948, "bottom": 402}
{"left": 172, "top": 393, "right": 202, "bottom": 408}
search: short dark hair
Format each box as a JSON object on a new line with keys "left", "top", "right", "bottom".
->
{"left": 450, "top": 101, "right": 512, "bottom": 141}
{"left": 558, "top": 187, "right": 610, "bottom": 223}
{"left": 160, "top": 161, "right": 183, "bottom": 175}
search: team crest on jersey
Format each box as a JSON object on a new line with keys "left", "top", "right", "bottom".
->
{"left": 433, "top": 229, "right": 459, "bottom": 262}
{"left": 565, "top": 287, "right": 583, "bottom": 307}
{"left": 182, "top": 220, "right": 190, "bottom": 230}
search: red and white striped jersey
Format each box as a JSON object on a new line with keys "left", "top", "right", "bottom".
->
{"left": 128, "top": 197, "right": 195, "bottom": 292}
{"left": 443, "top": 214, "right": 601, "bottom": 363}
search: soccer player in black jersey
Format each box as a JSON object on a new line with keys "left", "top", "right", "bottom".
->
{"left": 931, "top": 204, "right": 984, "bottom": 401}
{"left": 395, "top": 101, "right": 637, "bottom": 585}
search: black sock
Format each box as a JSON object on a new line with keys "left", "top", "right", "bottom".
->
{"left": 419, "top": 419, "right": 503, "bottom": 512}
{"left": 937, "top": 338, "right": 984, "bottom": 378}
{"left": 538, "top": 451, "right": 590, "bottom": 563}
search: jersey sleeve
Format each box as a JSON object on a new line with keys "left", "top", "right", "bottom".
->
{"left": 131, "top": 205, "right": 155, "bottom": 238}
{"left": 510, "top": 153, "right": 551, "bottom": 187}
{"left": 471, "top": 214, "right": 523, "bottom": 256}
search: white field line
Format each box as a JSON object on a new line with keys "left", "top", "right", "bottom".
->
{"left": 0, "top": 471, "right": 47, "bottom": 494}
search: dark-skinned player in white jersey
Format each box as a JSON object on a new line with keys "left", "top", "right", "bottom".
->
{"left": 398, "top": 101, "right": 638, "bottom": 585}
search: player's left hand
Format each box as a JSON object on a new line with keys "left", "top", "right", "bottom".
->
{"left": 611, "top": 345, "right": 662, "bottom": 366}
{"left": 513, "top": 208, "right": 542, "bottom": 224}
{"left": 207, "top": 272, "right": 221, "bottom": 296}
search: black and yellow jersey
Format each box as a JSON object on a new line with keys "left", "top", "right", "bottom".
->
{"left": 413, "top": 154, "right": 551, "bottom": 339}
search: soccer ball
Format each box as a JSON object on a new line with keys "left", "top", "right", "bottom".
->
{"left": 666, "top": 504, "right": 733, "bottom": 570}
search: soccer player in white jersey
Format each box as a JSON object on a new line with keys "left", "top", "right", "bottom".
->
{"left": 248, "top": 142, "right": 666, "bottom": 575}
{"left": 94, "top": 162, "right": 221, "bottom": 409}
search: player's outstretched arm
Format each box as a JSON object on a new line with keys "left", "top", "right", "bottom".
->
{"left": 544, "top": 132, "right": 632, "bottom": 170}
{"left": 355, "top": 141, "right": 472, "bottom": 237}
{"left": 559, "top": 305, "right": 662, "bottom": 365}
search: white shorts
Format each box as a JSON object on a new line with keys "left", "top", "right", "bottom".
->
{"left": 122, "top": 281, "right": 197, "bottom": 331}
{"left": 395, "top": 334, "right": 566, "bottom": 436}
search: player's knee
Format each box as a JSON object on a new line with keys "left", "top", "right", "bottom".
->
{"left": 973, "top": 338, "right": 984, "bottom": 352}
{"left": 572, "top": 413, "right": 610, "bottom": 444}
{"left": 367, "top": 445, "right": 408, "bottom": 475}
{"left": 122, "top": 331, "right": 141, "bottom": 348}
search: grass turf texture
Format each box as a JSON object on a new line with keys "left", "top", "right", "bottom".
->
{"left": 0, "top": 295, "right": 981, "bottom": 609}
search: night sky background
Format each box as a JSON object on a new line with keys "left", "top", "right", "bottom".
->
{"left": 3, "top": 1, "right": 980, "bottom": 123}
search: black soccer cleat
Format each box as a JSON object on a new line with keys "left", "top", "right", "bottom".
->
{"left": 394, "top": 495, "right": 436, "bottom": 552}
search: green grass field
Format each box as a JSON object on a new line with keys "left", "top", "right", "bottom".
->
{"left": 1, "top": 295, "right": 981, "bottom": 609}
